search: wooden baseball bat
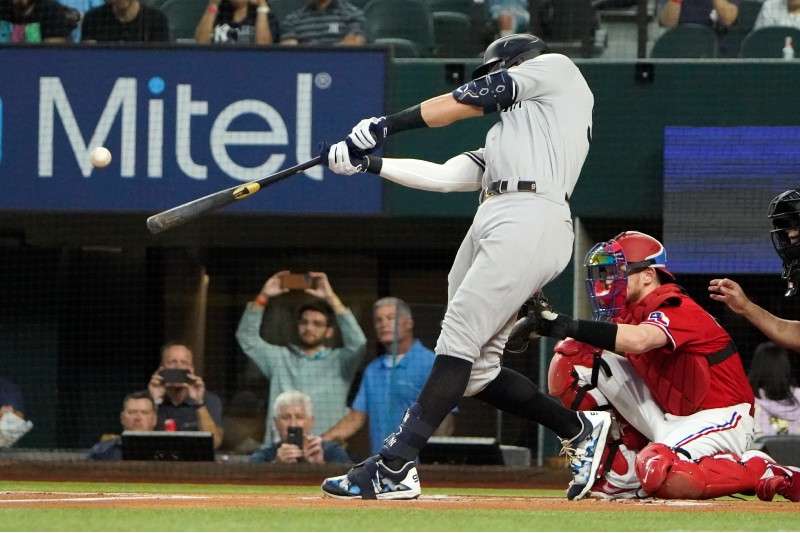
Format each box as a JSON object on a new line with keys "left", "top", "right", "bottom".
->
{"left": 146, "top": 156, "right": 322, "bottom": 235}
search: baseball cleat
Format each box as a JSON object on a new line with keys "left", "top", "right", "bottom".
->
{"left": 757, "top": 464, "right": 800, "bottom": 502}
{"left": 321, "top": 455, "right": 421, "bottom": 500}
{"left": 561, "top": 411, "right": 611, "bottom": 501}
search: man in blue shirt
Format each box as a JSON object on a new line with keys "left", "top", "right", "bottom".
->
{"left": 323, "top": 297, "right": 454, "bottom": 454}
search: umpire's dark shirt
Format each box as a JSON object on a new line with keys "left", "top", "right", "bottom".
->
{"left": 156, "top": 391, "right": 223, "bottom": 431}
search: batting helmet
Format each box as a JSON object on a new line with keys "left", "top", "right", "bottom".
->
{"left": 768, "top": 189, "right": 800, "bottom": 296}
{"left": 585, "top": 231, "right": 674, "bottom": 321}
{"left": 472, "top": 33, "right": 548, "bottom": 79}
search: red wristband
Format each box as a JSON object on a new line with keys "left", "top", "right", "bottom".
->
{"left": 207, "top": 4, "right": 218, "bottom": 14}
{"left": 255, "top": 294, "right": 268, "bottom": 306}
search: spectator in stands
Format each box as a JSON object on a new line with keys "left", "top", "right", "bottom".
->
{"left": 87, "top": 391, "right": 157, "bottom": 460}
{"left": 322, "top": 297, "right": 454, "bottom": 454}
{"left": 250, "top": 390, "right": 350, "bottom": 463}
{"left": 0, "top": 0, "right": 74, "bottom": 42}
{"left": 58, "top": 0, "right": 102, "bottom": 41}
{"left": 486, "top": 0, "right": 530, "bottom": 36}
{"left": 236, "top": 271, "right": 366, "bottom": 443}
{"left": 195, "top": 0, "right": 278, "bottom": 45}
{"left": 147, "top": 342, "right": 224, "bottom": 449}
{"left": 658, "top": 0, "right": 739, "bottom": 28}
{"left": 81, "top": 0, "right": 169, "bottom": 42}
{"left": 754, "top": 0, "right": 800, "bottom": 30}
{"left": 749, "top": 342, "right": 800, "bottom": 437}
{"left": 0, "top": 377, "right": 33, "bottom": 448}
{"left": 280, "top": 0, "right": 364, "bottom": 46}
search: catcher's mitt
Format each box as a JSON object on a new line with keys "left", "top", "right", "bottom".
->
{"left": 506, "top": 291, "right": 557, "bottom": 353}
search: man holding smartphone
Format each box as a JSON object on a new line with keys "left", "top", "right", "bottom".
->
{"left": 236, "top": 271, "right": 367, "bottom": 444}
{"left": 147, "top": 342, "right": 224, "bottom": 449}
{"left": 249, "top": 391, "right": 350, "bottom": 464}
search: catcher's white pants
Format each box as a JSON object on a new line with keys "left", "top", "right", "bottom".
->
{"left": 575, "top": 351, "right": 754, "bottom": 459}
{"left": 434, "top": 193, "right": 573, "bottom": 396}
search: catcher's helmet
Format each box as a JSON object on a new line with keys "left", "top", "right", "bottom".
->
{"left": 472, "top": 33, "right": 548, "bottom": 79}
{"left": 768, "top": 188, "right": 800, "bottom": 296}
{"left": 584, "top": 231, "right": 674, "bottom": 321}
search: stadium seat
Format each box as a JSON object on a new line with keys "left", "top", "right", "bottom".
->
{"left": 740, "top": 26, "right": 800, "bottom": 58}
{"left": 374, "top": 37, "right": 420, "bottom": 58}
{"left": 433, "top": 11, "right": 478, "bottom": 58}
{"left": 718, "top": 0, "right": 763, "bottom": 57}
{"left": 428, "top": 0, "right": 473, "bottom": 15}
{"left": 160, "top": 0, "right": 207, "bottom": 40}
{"left": 364, "top": 0, "right": 435, "bottom": 55}
{"left": 650, "top": 24, "right": 717, "bottom": 58}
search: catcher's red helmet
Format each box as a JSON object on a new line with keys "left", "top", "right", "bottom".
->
{"left": 613, "top": 231, "right": 675, "bottom": 281}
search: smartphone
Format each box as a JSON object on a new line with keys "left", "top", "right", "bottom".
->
{"left": 286, "top": 426, "right": 304, "bottom": 448}
{"left": 280, "top": 272, "right": 311, "bottom": 290}
{"left": 160, "top": 368, "right": 190, "bottom": 385}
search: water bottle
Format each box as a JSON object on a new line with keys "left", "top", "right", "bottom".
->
{"left": 783, "top": 37, "right": 795, "bottom": 60}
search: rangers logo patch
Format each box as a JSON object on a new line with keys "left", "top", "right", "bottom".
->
{"left": 647, "top": 311, "right": 670, "bottom": 327}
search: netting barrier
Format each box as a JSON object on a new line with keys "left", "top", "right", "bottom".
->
{"left": 1, "top": 0, "right": 800, "bottom": 484}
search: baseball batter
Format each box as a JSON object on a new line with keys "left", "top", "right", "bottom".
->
{"left": 529, "top": 231, "right": 799, "bottom": 502}
{"left": 320, "top": 33, "right": 610, "bottom": 501}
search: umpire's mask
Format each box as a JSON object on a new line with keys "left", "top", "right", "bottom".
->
{"left": 769, "top": 188, "right": 800, "bottom": 297}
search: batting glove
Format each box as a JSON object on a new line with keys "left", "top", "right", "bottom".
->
{"left": 324, "top": 140, "right": 367, "bottom": 176}
{"left": 348, "top": 117, "right": 388, "bottom": 151}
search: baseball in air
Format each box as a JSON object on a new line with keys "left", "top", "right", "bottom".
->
{"left": 90, "top": 147, "right": 112, "bottom": 168}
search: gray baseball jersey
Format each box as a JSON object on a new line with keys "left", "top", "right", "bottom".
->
{"left": 465, "top": 53, "right": 593, "bottom": 203}
{"left": 436, "top": 53, "right": 594, "bottom": 394}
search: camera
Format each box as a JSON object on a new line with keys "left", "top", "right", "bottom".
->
{"left": 159, "top": 368, "right": 190, "bottom": 385}
{"left": 279, "top": 272, "right": 312, "bottom": 290}
{"left": 286, "top": 426, "right": 304, "bottom": 448}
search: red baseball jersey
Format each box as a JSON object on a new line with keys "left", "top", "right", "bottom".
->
{"left": 627, "top": 293, "right": 754, "bottom": 416}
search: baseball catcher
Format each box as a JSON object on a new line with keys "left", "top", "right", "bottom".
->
{"left": 517, "top": 230, "right": 799, "bottom": 501}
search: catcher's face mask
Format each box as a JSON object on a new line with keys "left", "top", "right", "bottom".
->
{"left": 585, "top": 239, "right": 628, "bottom": 321}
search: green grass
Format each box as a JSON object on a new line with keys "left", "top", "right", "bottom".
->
{"left": 0, "top": 481, "right": 796, "bottom": 531}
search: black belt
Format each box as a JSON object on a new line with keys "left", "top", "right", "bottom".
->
{"left": 480, "top": 180, "right": 538, "bottom": 203}
{"left": 486, "top": 180, "right": 537, "bottom": 195}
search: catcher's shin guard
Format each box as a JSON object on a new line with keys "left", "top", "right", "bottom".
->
{"left": 636, "top": 444, "right": 772, "bottom": 499}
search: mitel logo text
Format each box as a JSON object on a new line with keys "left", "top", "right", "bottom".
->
{"left": 37, "top": 74, "right": 323, "bottom": 182}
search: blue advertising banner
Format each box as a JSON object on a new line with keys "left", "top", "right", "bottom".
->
{"left": 0, "top": 46, "right": 385, "bottom": 214}
{"left": 663, "top": 126, "right": 800, "bottom": 274}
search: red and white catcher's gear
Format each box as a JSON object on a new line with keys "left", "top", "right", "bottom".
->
{"left": 549, "top": 338, "right": 608, "bottom": 411}
{"left": 757, "top": 463, "right": 800, "bottom": 502}
{"left": 634, "top": 443, "right": 772, "bottom": 499}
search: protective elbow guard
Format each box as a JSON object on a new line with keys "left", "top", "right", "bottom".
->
{"left": 452, "top": 69, "right": 517, "bottom": 113}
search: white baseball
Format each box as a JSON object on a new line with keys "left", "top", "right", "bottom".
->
{"left": 90, "top": 147, "right": 112, "bottom": 168}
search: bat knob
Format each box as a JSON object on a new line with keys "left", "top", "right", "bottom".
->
{"left": 146, "top": 216, "right": 164, "bottom": 235}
